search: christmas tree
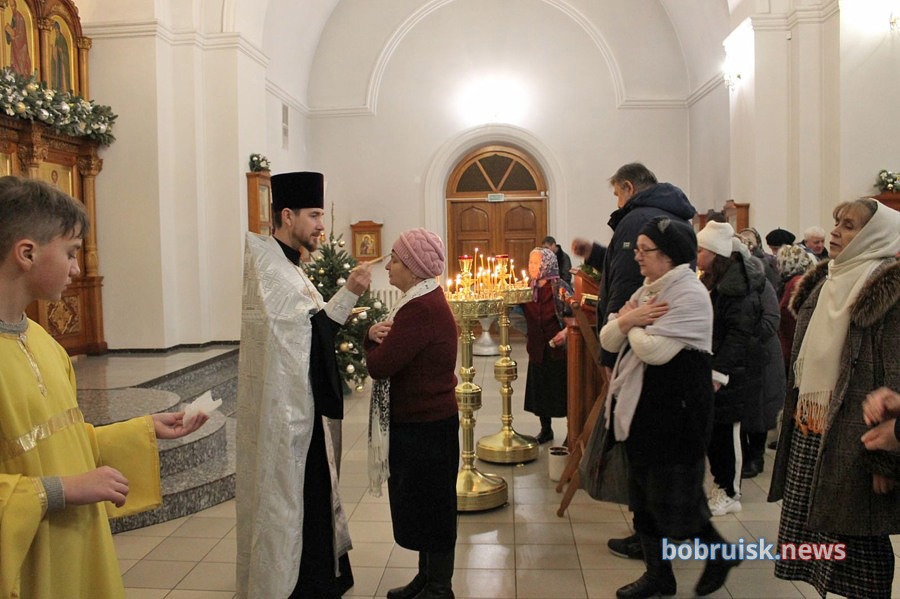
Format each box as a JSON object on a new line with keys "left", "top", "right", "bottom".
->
{"left": 304, "top": 209, "right": 388, "bottom": 392}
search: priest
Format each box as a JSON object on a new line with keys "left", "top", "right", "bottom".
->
{"left": 236, "top": 171, "right": 371, "bottom": 599}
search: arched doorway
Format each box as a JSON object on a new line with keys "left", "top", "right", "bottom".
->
{"left": 446, "top": 145, "right": 548, "bottom": 277}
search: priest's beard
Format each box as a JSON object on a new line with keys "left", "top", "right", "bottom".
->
{"left": 300, "top": 236, "right": 319, "bottom": 253}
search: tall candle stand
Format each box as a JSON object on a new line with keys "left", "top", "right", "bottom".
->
{"left": 449, "top": 296, "right": 508, "bottom": 511}
{"left": 476, "top": 287, "right": 539, "bottom": 463}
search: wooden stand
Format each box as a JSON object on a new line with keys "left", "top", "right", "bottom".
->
{"left": 246, "top": 172, "right": 272, "bottom": 235}
{"left": 555, "top": 270, "right": 607, "bottom": 516}
{"left": 874, "top": 191, "right": 900, "bottom": 212}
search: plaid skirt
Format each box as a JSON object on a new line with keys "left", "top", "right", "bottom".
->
{"left": 774, "top": 424, "right": 895, "bottom": 598}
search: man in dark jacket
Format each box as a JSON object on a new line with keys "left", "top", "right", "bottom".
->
{"left": 571, "top": 162, "right": 696, "bottom": 561}
{"left": 541, "top": 235, "right": 572, "bottom": 284}
{"left": 572, "top": 163, "right": 697, "bottom": 369}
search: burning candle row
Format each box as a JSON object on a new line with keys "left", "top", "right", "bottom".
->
{"left": 445, "top": 248, "right": 530, "bottom": 301}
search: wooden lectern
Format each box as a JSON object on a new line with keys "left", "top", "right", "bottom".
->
{"left": 565, "top": 270, "right": 604, "bottom": 449}
{"left": 556, "top": 269, "right": 608, "bottom": 516}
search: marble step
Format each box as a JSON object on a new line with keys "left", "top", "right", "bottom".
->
{"left": 140, "top": 350, "right": 238, "bottom": 404}
{"left": 110, "top": 418, "right": 236, "bottom": 533}
{"left": 77, "top": 388, "right": 181, "bottom": 426}
{"left": 157, "top": 409, "right": 227, "bottom": 477}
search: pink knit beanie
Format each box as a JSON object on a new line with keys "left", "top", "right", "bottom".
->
{"left": 392, "top": 228, "right": 445, "bottom": 278}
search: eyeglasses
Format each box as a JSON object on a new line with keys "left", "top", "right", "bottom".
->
{"left": 633, "top": 247, "right": 660, "bottom": 257}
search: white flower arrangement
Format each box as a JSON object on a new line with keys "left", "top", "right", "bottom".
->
{"left": 876, "top": 169, "right": 898, "bottom": 194}
{"left": 249, "top": 153, "right": 271, "bottom": 172}
{"left": 0, "top": 67, "right": 116, "bottom": 145}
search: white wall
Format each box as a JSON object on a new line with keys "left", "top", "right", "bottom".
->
{"left": 308, "top": 0, "right": 693, "bottom": 289}
{"left": 839, "top": 1, "right": 900, "bottom": 203}
{"left": 689, "top": 84, "right": 731, "bottom": 213}
{"left": 83, "top": 3, "right": 268, "bottom": 348}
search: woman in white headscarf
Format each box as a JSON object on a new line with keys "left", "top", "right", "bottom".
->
{"left": 769, "top": 199, "right": 900, "bottom": 599}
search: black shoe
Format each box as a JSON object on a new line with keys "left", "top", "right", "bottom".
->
{"left": 615, "top": 533, "right": 676, "bottom": 598}
{"left": 535, "top": 428, "right": 554, "bottom": 444}
{"left": 740, "top": 458, "right": 763, "bottom": 479}
{"left": 387, "top": 574, "right": 426, "bottom": 599}
{"left": 388, "top": 553, "right": 426, "bottom": 599}
{"left": 695, "top": 559, "right": 741, "bottom": 596}
{"left": 616, "top": 571, "right": 676, "bottom": 599}
{"left": 608, "top": 533, "right": 644, "bottom": 560}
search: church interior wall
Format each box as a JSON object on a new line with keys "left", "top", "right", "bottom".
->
{"left": 839, "top": 1, "right": 900, "bottom": 204}
{"left": 73, "top": 0, "right": 898, "bottom": 349}
{"left": 688, "top": 85, "right": 731, "bottom": 214}
{"left": 307, "top": 0, "right": 692, "bottom": 291}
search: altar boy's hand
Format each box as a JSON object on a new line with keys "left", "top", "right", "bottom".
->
{"left": 152, "top": 411, "right": 208, "bottom": 439}
{"left": 62, "top": 466, "right": 129, "bottom": 508}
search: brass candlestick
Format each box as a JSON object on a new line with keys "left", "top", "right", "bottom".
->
{"left": 476, "top": 287, "right": 539, "bottom": 463}
{"left": 449, "top": 297, "right": 508, "bottom": 511}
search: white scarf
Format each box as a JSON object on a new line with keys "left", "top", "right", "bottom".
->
{"left": 794, "top": 203, "right": 900, "bottom": 433}
{"left": 367, "top": 278, "right": 439, "bottom": 495}
{"left": 605, "top": 264, "right": 713, "bottom": 440}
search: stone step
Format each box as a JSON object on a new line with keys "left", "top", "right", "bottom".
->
{"left": 77, "top": 388, "right": 181, "bottom": 426}
{"left": 110, "top": 418, "right": 236, "bottom": 533}
{"left": 139, "top": 350, "right": 238, "bottom": 404}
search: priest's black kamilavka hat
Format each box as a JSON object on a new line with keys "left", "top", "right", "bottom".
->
{"left": 271, "top": 171, "right": 324, "bottom": 212}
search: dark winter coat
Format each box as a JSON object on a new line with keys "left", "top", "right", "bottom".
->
{"left": 586, "top": 183, "right": 696, "bottom": 367}
{"left": 554, "top": 246, "right": 573, "bottom": 284}
{"left": 625, "top": 349, "right": 714, "bottom": 467}
{"left": 769, "top": 258, "right": 900, "bottom": 536}
{"left": 742, "top": 280, "right": 785, "bottom": 433}
{"left": 710, "top": 252, "right": 767, "bottom": 424}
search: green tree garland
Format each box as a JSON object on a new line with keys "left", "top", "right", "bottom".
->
{"left": 305, "top": 215, "right": 387, "bottom": 392}
{"left": 0, "top": 68, "right": 116, "bottom": 145}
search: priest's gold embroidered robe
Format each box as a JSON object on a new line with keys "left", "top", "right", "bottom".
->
{"left": 0, "top": 320, "right": 161, "bottom": 599}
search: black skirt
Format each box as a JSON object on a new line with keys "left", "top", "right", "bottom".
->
{"left": 626, "top": 457, "right": 711, "bottom": 540}
{"left": 523, "top": 349, "right": 567, "bottom": 418}
{"left": 388, "top": 415, "right": 459, "bottom": 552}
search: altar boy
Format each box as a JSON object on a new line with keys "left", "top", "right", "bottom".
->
{"left": 0, "top": 175, "right": 207, "bottom": 598}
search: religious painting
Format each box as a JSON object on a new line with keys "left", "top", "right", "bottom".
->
{"left": 38, "top": 162, "right": 73, "bottom": 196}
{"left": 0, "top": 153, "right": 11, "bottom": 177}
{"left": 2, "top": 0, "right": 36, "bottom": 77}
{"left": 350, "top": 220, "right": 382, "bottom": 260}
{"left": 48, "top": 15, "right": 75, "bottom": 93}
{"left": 258, "top": 183, "right": 271, "bottom": 224}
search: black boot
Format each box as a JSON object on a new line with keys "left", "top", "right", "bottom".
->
{"left": 615, "top": 534, "right": 676, "bottom": 599}
{"left": 387, "top": 552, "right": 426, "bottom": 599}
{"left": 695, "top": 524, "right": 741, "bottom": 596}
{"left": 536, "top": 417, "right": 553, "bottom": 444}
{"left": 413, "top": 551, "right": 454, "bottom": 599}
{"left": 740, "top": 458, "right": 762, "bottom": 479}
{"left": 607, "top": 532, "right": 644, "bottom": 560}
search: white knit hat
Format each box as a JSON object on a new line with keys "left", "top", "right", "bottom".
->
{"left": 697, "top": 221, "right": 735, "bottom": 257}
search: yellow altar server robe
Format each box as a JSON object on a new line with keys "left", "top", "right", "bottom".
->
{"left": 0, "top": 320, "right": 162, "bottom": 599}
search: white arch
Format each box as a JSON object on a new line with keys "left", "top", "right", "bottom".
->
{"left": 423, "top": 124, "right": 568, "bottom": 247}
{"left": 314, "top": 0, "right": 632, "bottom": 117}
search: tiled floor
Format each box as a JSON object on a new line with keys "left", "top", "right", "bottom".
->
{"left": 106, "top": 339, "right": 900, "bottom": 598}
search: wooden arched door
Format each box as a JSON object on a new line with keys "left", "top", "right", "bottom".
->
{"left": 446, "top": 145, "right": 547, "bottom": 277}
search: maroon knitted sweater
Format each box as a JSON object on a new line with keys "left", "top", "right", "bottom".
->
{"left": 364, "top": 287, "right": 459, "bottom": 423}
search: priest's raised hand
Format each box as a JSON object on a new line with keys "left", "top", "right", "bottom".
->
{"left": 345, "top": 260, "right": 373, "bottom": 295}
